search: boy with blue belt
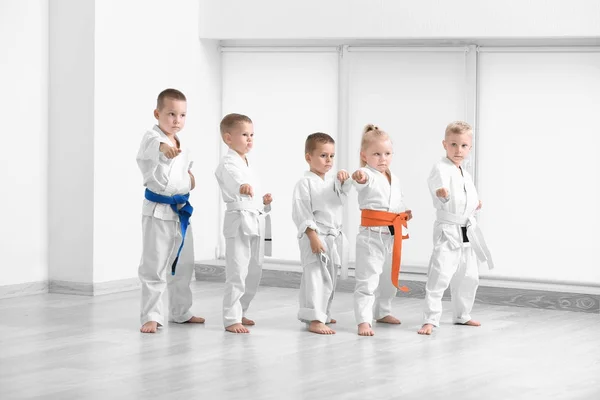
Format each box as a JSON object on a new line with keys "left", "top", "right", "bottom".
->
{"left": 136, "top": 88, "right": 205, "bottom": 333}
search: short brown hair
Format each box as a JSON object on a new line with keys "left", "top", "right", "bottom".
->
{"left": 445, "top": 121, "right": 472, "bottom": 138}
{"left": 220, "top": 113, "right": 253, "bottom": 136}
{"left": 305, "top": 132, "right": 335, "bottom": 154}
{"left": 157, "top": 88, "right": 186, "bottom": 110}
{"left": 360, "top": 124, "right": 390, "bottom": 167}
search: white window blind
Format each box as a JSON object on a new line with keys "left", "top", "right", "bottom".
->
{"left": 477, "top": 51, "right": 600, "bottom": 284}
{"left": 221, "top": 51, "right": 339, "bottom": 261}
{"left": 345, "top": 50, "right": 468, "bottom": 270}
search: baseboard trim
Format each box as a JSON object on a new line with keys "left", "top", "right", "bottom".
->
{"left": 195, "top": 260, "right": 600, "bottom": 314}
{"left": 0, "top": 281, "right": 48, "bottom": 299}
{"left": 48, "top": 278, "right": 140, "bottom": 296}
{"left": 49, "top": 280, "right": 94, "bottom": 296}
{"left": 93, "top": 278, "right": 140, "bottom": 295}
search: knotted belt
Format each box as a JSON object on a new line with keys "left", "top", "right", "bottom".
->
{"left": 436, "top": 209, "right": 494, "bottom": 270}
{"left": 144, "top": 189, "right": 193, "bottom": 275}
{"left": 226, "top": 200, "right": 272, "bottom": 263}
{"left": 314, "top": 221, "right": 349, "bottom": 280}
{"left": 360, "top": 209, "right": 410, "bottom": 292}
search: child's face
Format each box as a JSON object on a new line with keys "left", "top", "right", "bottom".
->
{"left": 361, "top": 138, "right": 394, "bottom": 173}
{"left": 225, "top": 122, "right": 254, "bottom": 157}
{"left": 306, "top": 142, "right": 335, "bottom": 178}
{"left": 443, "top": 132, "right": 472, "bottom": 167}
{"left": 154, "top": 98, "right": 187, "bottom": 136}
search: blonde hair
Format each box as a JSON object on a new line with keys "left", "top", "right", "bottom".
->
{"left": 359, "top": 124, "right": 390, "bottom": 167}
{"left": 220, "top": 113, "right": 253, "bottom": 139}
{"left": 445, "top": 121, "right": 473, "bottom": 138}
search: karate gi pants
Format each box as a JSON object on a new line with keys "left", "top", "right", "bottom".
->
{"left": 138, "top": 215, "right": 195, "bottom": 326}
{"left": 223, "top": 234, "right": 263, "bottom": 327}
{"left": 298, "top": 236, "right": 337, "bottom": 324}
{"left": 354, "top": 230, "right": 398, "bottom": 325}
{"left": 422, "top": 242, "right": 479, "bottom": 326}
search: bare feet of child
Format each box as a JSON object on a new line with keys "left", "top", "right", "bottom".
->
{"left": 376, "top": 315, "right": 401, "bottom": 324}
{"left": 140, "top": 321, "right": 158, "bottom": 333}
{"left": 185, "top": 316, "right": 205, "bottom": 324}
{"left": 417, "top": 323, "right": 434, "bottom": 335}
{"left": 308, "top": 321, "right": 336, "bottom": 335}
{"left": 358, "top": 322, "right": 375, "bottom": 336}
{"left": 241, "top": 317, "right": 255, "bottom": 326}
{"left": 456, "top": 320, "right": 481, "bottom": 327}
{"left": 225, "top": 323, "right": 249, "bottom": 334}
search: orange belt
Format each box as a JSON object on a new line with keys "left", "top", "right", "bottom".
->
{"left": 360, "top": 209, "right": 410, "bottom": 292}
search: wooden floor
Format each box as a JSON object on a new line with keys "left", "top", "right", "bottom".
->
{"left": 1, "top": 281, "right": 599, "bottom": 400}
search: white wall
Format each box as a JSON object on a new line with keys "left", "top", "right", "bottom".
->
{"left": 0, "top": 0, "right": 48, "bottom": 286}
{"left": 93, "top": 0, "right": 221, "bottom": 283}
{"left": 199, "top": 0, "right": 600, "bottom": 39}
{"left": 48, "top": 0, "right": 95, "bottom": 284}
{"left": 3, "top": 0, "right": 598, "bottom": 292}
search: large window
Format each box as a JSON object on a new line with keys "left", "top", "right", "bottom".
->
{"left": 477, "top": 50, "right": 600, "bottom": 283}
{"left": 345, "top": 48, "right": 469, "bottom": 270}
{"left": 221, "top": 50, "right": 339, "bottom": 261}
{"left": 218, "top": 45, "right": 600, "bottom": 287}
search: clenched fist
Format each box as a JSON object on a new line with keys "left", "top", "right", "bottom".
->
{"left": 159, "top": 143, "right": 182, "bottom": 159}
{"left": 352, "top": 169, "right": 367, "bottom": 184}
{"left": 435, "top": 188, "right": 449, "bottom": 198}
{"left": 240, "top": 184, "right": 254, "bottom": 197}
{"left": 337, "top": 170, "right": 350, "bottom": 184}
{"left": 263, "top": 193, "right": 273, "bottom": 205}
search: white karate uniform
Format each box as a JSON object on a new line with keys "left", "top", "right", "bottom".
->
{"left": 422, "top": 157, "right": 481, "bottom": 327}
{"left": 136, "top": 125, "right": 195, "bottom": 326}
{"left": 292, "top": 171, "right": 350, "bottom": 324}
{"left": 215, "top": 148, "right": 270, "bottom": 328}
{"left": 352, "top": 165, "right": 408, "bottom": 325}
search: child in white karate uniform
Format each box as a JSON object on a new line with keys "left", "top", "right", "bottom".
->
{"left": 351, "top": 124, "right": 413, "bottom": 336}
{"left": 292, "top": 133, "right": 351, "bottom": 335}
{"left": 418, "top": 121, "right": 493, "bottom": 335}
{"left": 136, "top": 88, "right": 205, "bottom": 333}
{"left": 215, "top": 113, "right": 273, "bottom": 334}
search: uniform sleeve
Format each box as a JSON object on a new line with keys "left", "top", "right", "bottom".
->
{"left": 333, "top": 176, "right": 352, "bottom": 204}
{"left": 428, "top": 164, "right": 450, "bottom": 206}
{"left": 216, "top": 159, "right": 249, "bottom": 198}
{"left": 136, "top": 131, "right": 176, "bottom": 192}
{"left": 351, "top": 167, "right": 373, "bottom": 192}
{"left": 292, "top": 179, "right": 317, "bottom": 238}
{"left": 136, "top": 131, "right": 173, "bottom": 165}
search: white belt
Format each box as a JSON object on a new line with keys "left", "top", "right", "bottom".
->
{"left": 436, "top": 209, "right": 494, "bottom": 270}
{"left": 316, "top": 221, "right": 349, "bottom": 280}
{"left": 226, "top": 200, "right": 272, "bottom": 263}
{"left": 226, "top": 200, "right": 256, "bottom": 212}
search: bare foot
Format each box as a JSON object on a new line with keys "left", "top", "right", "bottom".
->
{"left": 417, "top": 323, "right": 434, "bottom": 335}
{"left": 376, "top": 315, "right": 401, "bottom": 324}
{"left": 308, "top": 321, "right": 336, "bottom": 335}
{"left": 358, "top": 322, "right": 374, "bottom": 336}
{"left": 225, "top": 323, "right": 249, "bottom": 334}
{"left": 140, "top": 321, "right": 158, "bottom": 333}
{"left": 327, "top": 318, "right": 336, "bottom": 324}
{"left": 456, "top": 320, "right": 481, "bottom": 327}
{"left": 185, "top": 316, "right": 205, "bottom": 324}
{"left": 241, "top": 317, "right": 255, "bottom": 326}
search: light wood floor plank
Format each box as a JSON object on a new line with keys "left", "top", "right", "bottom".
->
{"left": 1, "top": 281, "right": 599, "bottom": 400}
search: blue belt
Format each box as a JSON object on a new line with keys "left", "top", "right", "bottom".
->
{"left": 144, "top": 188, "right": 193, "bottom": 275}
